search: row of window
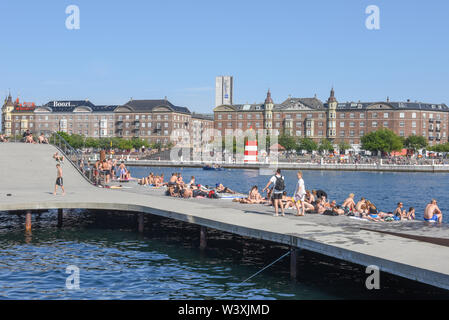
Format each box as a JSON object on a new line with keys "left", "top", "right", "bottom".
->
{"left": 216, "top": 112, "right": 449, "bottom": 121}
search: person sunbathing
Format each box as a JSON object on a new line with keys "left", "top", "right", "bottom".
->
{"left": 366, "top": 201, "right": 394, "bottom": 221}
{"left": 216, "top": 183, "right": 236, "bottom": 194}
{"left": 329, "top": 200, "right": 345, "bottom": 215}
{"left": 237, "top": 186, "right": 267, "bottom": 204}
{"left": 315, "top": 197, "right": 327, "bottom": 214}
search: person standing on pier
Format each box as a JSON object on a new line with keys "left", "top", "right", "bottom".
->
{"left": 294, "top": 171, "right": 306, "bottom": 216}
{"left": 263, "top": 169, "right": 285, "bottom": 217}
{"left": 53, "top": 164, "right": 65, "bottom": 196}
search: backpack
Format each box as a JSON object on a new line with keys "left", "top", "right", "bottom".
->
{"left": 274, "top": 175, "right": 285, "bottom": 191}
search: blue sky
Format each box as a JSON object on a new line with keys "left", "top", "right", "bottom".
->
{"left": 1, "top": 0, "right": 448, "bottom": 114}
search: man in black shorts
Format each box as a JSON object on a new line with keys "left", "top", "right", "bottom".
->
{"left": 263, "top": 169, "right": 285, "bottom": 216}
{"left": 54, "top": 164, "right": 65, "bottom": 196}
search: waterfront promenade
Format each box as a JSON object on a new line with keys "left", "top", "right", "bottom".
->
{"left": 1, "top": 143, "right": 449, "bottom": 290}
{"left": 118, "top": 159, "right": 449, "bottom": 173}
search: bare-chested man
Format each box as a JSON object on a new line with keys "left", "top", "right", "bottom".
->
{"left": 54, "top": 164, "right": 65, "bottom": 196}
{"left": 341, "top": 193, "right": 356, "bottom": 215}
{"left": 424, "top": 199, "right": 443, "bottom": 223}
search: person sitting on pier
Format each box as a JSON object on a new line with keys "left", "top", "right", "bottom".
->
{"left": 393, "top": 202, "right": 406, "bottom": 221}
{"left": 188, "top": 176, "right": 196, "bottom": 187}
{"left": 139, "top": 173, "right": 153, "bottom": 186}
{"left": 180, "top": 186, "right": 193, "bottom": 198}
{"left": 329, "top": 200, "right": 345, "bottom": 215}
{"left": 236, "top": 186, "right": 266, "bottom": 204}
{"left": 38, "top": 134, "right": 48, "bottom": 144}
{"left": 166, "top": 173, "right": 178, "bottom": 187}
{"left": 406, "top": 207, "right": 415, "bottom": 220}
{"left": 315, "top": 197, "right": 328, "bottom": 214}
{"left": 355, "top": 197, "right": 367, "bottom": 214}
{"left": 424, "top": 199, "right": 443, "bottom": 223}
{"left": 53, "top": 152, "right": 64, "bottom": 163}
{"left": 176, "top": 173, "right": 185, "bottom": 188}
{"left": 154, "top": 174, "right": 164, "bottom": 187}
{"left": 166, "top": 184, "right": 179, "bottom": 197}
{"left": 341, "top": 193, "right": 356, "bottom": 215}
{"left": 281, "top": 191, "right": 295, "bottom": 209}
{"left": 303, "top": 190, "right": 317, "bottom": 213}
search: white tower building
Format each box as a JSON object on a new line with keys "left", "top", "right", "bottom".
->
{"left": 215, "top": 76, "right": 233, "bottom": 107}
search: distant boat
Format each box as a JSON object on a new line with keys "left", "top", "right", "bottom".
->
{"left": 202, "top": 165, "right": 223, "bottom": 171}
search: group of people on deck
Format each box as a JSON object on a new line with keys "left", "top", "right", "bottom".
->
{"left": 92, "top": 159, "right": 131, "bottom": 184}
{"left": 233, "top": 169, "right": 443, "bottom": 223}
{"left": 135, "top": 167, "right": 445, "bottom": 223}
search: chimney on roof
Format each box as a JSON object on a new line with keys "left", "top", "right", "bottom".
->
{"left": 386, "top": 96, "right": 390, "bottom": 102}
{"left": 314, "top": 93, "right": 317, "bottom": 99}
{"left": 407, "top": 99, "right": 410, "bottom": 102}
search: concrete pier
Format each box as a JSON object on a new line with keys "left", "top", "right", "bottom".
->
{"left": 1, "top": 143, "right": 449, "bottom": 290}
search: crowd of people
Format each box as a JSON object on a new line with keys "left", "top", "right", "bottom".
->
{"left": 143, "top": 168, "right": 443, "bottom": 223}
{"left": 0, "top": 130, "right": 49, "bottom": 144}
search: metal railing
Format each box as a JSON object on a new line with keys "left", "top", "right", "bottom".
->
{"left": 47, "top": 131, "right": 96, "bottom": 185}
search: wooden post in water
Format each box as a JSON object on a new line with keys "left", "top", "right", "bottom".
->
{"left": 25, "top": 211, "right": 32, "bottom": 232}
{"left": 57, "top": 209, "right": 63, "bottom": 228}
{"left": 290, "top": 247, "right": 299, "bottom": 280}
{"left": 200, "top": 226, "right": 207, "bottom": 250}
{"left": 138, "top": 212, "right": 144, "bottom": 233}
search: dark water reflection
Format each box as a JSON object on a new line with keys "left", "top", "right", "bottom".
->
{"left": 0, "top": 210, "right": 447, "bottom": 299}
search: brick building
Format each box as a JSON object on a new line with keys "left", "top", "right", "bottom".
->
{"left": 213, "top": 89, "right": 449, "bottom": 148}
{"left": 2, "top": 96, "right": 214, "bottom": 146}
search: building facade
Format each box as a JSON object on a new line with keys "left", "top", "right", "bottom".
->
{"left": 213, "top": 89, "right": 449, "bottom": 148}
{"left": 2, "top": 96, "right": 214, "bottom": 146}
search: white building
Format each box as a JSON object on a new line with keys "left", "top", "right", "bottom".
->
{"left": 215, "top": 76, "right": 233, "bottom": 107}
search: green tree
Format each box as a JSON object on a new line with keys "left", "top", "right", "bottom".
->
{"left": 278, "top": 134, "right": 298, "bottom": 151}
{"left": 404, "top": 135, "right": 428, "bottom": 153}
{"left": 338, "top": 140, "right": 351, "bottom": 154}
{"left": 318, "top": 139, "right": 334, "bottom": 154}
{"left": 56, "top": 131, "right": 70, "bottom": 142}
{"left": 85, "top": 137, "right": 99, "bottom": 148}
{"left": 68, "top": 134, "right": 85, "bottom": 149}
{"left": 361, "top": 129, "right": 403, "bottom": 154}
{"left": 151, "top": 142, "right": 163, "bottom": 151}
{"left": 297, "top": 138, "right": 318, "bottom": 153}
